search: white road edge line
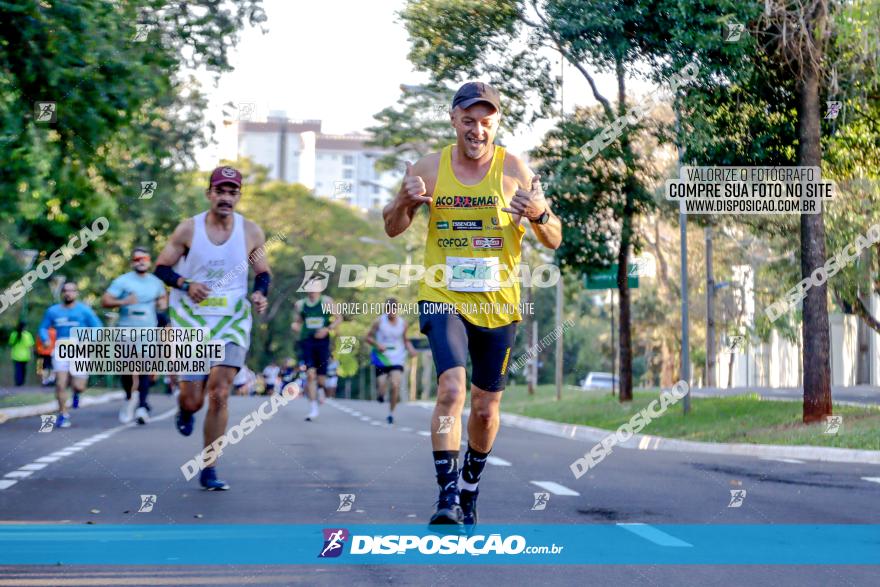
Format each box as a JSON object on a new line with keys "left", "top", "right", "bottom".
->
{"left": 862, "top": 477, "right": 880, "bottom": 484}
{"left": 530, "top": 481, "right": 580, "bottom": 496}
{"left": 3, "top": 471, "right": 33, "bottom": 479}
{"left": 0, "top": 407, "right": 176, "bottom": 491}
{"left": 487, "top": 456, "right": 512, "bottom": 466}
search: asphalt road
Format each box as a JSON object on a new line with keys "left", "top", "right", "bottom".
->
{"left": 0, "top": 392, "right": 878, "bottom": 586}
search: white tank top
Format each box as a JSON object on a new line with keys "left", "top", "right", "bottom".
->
{"left": 168, "top": 211, "right": 252, "bottom": 348}
{"left": 376, "top": 314, "right": 407, "bottom": 366}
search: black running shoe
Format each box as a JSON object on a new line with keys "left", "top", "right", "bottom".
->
{"left": 175, "top": 410, "right": 194, "bottom": 436}
{"left": 459, "top": 488, "right": 478, "bottom": 526}
{"left": 429, "top": 490, "right": 463, "bottom": 526}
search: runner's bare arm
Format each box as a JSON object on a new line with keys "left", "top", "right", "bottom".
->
{"left": 503, "top": 155, "right": 562, "bottom": 250}
{"left": 291, "top": 299, "right": 303, "bottom": 333}
{"left": 245, "top": 221, "right": 271, "bottom": 276}
{"left": 154, "top": 219, "right": 194, "bottom": 279}
{"left": 383, "top": 155, "right": 438, "bottom": 237}
{"left": 154, "top": 219, "right": 211, "bottom": 303}
{"left": 245, "top": 220, "right": 270, "bottom": 314}
{"left": 365, "top": 318, "right": 381, "bottom": 349}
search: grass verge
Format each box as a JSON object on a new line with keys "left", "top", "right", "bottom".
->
{"left": 502, "top": 383, "right": 880, "bottom": 451}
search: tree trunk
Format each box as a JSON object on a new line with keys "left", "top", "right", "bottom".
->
{"left": 706, "top": 225, "right": 716, "bottom": 386}
{"left": 660, "top": 337, "right": 675, "bottom": 387}
{"left": 798, "top": 1, "right": 832, "bottom": 424}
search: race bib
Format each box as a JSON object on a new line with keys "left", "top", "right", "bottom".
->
{"left": 193, "top": 295, "right": 232, "bottom": 316}
{"left": 446, "top": 256, "right": 500, "bottom": 292}
{"left": 305, "top": 317, "right": 325, "bottom": 329}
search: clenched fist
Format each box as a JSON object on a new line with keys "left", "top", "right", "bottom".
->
{"left": 401, "top": 161, "right": 432, "bottom": 205}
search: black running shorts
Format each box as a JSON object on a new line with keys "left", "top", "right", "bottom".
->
{"left": 300, "top": 337, "right": 331, "bottom": 376}
{"left": 418, "top": 300, "right": 518, "bottom": 392}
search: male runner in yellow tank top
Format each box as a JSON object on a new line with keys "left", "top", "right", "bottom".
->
{"left": 383, "top": 82, "right": 563, "bottom": 527}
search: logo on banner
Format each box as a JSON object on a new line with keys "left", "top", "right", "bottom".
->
{"left": 319, "top": 528, "right": 349, "bottom": 558}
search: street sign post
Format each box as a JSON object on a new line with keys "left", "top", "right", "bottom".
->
{"left": 584, "top": 264, "right": 638, "bottom": 397}
{"left": 584, "top": 264, "right": 639, "bottom": 290}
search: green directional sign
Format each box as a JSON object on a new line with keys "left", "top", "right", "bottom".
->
{"left": 584, "top": 264, "right": 639, "bottom": 290}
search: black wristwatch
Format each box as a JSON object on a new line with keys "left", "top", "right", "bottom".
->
{"left": 530, "top": 209, "right": 550, "bottom": 225}
{"left": 180, "top": 279, "right": 192, "bottom": 292}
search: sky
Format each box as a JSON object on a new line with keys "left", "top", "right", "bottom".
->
{"left": 195, "top": 0, "right": 656, "bottom": 170}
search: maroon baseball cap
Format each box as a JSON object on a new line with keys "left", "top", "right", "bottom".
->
{"left": 209, "top": 166, "right": 242, "bottom": 189}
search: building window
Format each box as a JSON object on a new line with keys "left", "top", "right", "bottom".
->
{"left": 372, "top": 198, "right": 381, "bottom": 208}
{"left": 373, "top": 185, "right": 379, "bottom": 194}
{"left": 343, "top": 155, "right": 354, "bottom": 165}
{"left": 343, "top": 169, "right": 353, "bottom": 179}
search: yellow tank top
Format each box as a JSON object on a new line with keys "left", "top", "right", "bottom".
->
{"left": 418, "top": 144, "right": 525, "bottom": 327}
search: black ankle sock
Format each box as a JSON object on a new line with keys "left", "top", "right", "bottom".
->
{"left": 461, "top": 444, "right": 491, "bottom": 487}
{"left": 433, "top": 450, "right": 460, "bottom": 495}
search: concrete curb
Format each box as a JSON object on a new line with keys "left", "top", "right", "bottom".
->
{"left": 0, "top": 391, "right": 124, "bottom": 424}
{"left": 409, "top": 401, "right": 880, "bottom": 465}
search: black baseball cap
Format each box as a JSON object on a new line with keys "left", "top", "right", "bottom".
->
{"left": 451, "top": 82, "right": 501, "bottom": 113}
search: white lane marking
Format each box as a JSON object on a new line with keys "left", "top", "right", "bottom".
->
{"left": 400, "top": 427, "right": 413, "bottom": 433}
{"left": 18, "top": 463, "right": 48, "bottom": 471}
{"left": 638, "top": 436, "right": 652, "bottom": 450}
{"left": 0, "top": 407, "right": 175, "bottom": 491}
{"left": 34, "top": 456, "right": 61, "bottom": 463}
{"left": 617, "top": 523, "right": 692, "bottom": 547}
{"left": 862, "top": 477, "right": 880, "bottom": 484}
{"left": 530, "top": 481, "right": 580, "bottom": 496}
{"left": 761, "top": 458, "right": 806, "bottom": 464}
{"left": 487, "top": 456, "right": 512, "bottom": 466}
{"left": 4, "top": 471, "right": 33, "bottom": 479}
{"left": 417, "top": 431, "right": 431, "bottom": 437}
{"left": 359, "top": 416, "right": 370, "bottom": 422}
{"left": 351, "top": 412, "right": 362, "bottom": 417}
{"left": 370, "top": 421, "right": 381, "bottom": 426}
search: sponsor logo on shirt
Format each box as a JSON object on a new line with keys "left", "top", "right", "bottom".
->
{"left": 435, "top": 195, "right": 499, "bottom": 209}
{"left": 436, "top": 221, "right": 449, "bottom": 230}
{"left": 436, "top": 237, "right": 469, "bottom": 249}
{"left": 452, "top": 220, "right": 483, "bottom": 231}
{"left": 472, "top": 237, "right": 503, "bottom": 249}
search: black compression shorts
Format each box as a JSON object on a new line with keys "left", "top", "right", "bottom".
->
{"left": 418, "top": 300, "right": 518, "bottom": 392}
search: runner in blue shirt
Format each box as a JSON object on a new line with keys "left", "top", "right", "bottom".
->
{"left": 102, "top": 247, "right": 167, "bottom": 424}
{"left": 38, "top": 281, "right": 103, "bottom": 429}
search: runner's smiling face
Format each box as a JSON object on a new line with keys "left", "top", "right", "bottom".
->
{"left": 207, "top": 183, "right": 241, "bottom": 217}
{"left": 452, "top": 103, "right": 499, "bottom": 160}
